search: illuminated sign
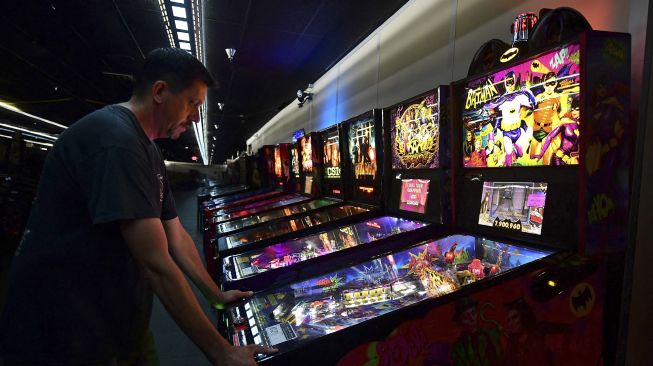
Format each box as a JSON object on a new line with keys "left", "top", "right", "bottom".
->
{"left": 326, "top": 167, "right": 341, "bottom": 178}
{"left": 358, "top": 186, "right": 374, "bottom": 193}
{"left": 478, "top": 182, "right": 547, "bottom": 235}
{"left": 292, "top": 128, "right": 305, "bottom": 142}
{"left": 348, "top": 118, "right": 376, "bottom": 180}
{"left": 399, "top": 179, "right": 430, "bottom": 214}
{"left": 462, "top": 43, "right": 581, "bottom": 167}
{"left": 390, "top": 92, "right": 440, "bottom": 169}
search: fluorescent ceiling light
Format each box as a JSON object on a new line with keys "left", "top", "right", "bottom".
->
{"left": 24, "top": 139, "right": 54, "bottom": 147}
{"left": 0, "top": 123, "right": 58, "bottom": 140}
{"left": 174, "top": 19, "right": 188, "bottom": 30}
{"left": 177, "top": 32, "right": 190, "bottom": 41}
{"left": 171, "top": 6, "right": 187, "bottom": 18}
{"left": 170, "top": 0, "right": 184, "bottom": 3}
{"left": 0, "top": 101, "right": 67, "bottom": 129}
{"left": 179, "top": 42, "right": 191, "bottom": 50}
{"left": 0, "top": 134, "right": 12, "bottom": 139}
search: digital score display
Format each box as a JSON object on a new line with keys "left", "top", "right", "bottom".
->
{"left": 399, "top": 179, "right": 430, "bottom": 214}
{"left": 322, "top": 128, "right": 341, "bottom": 179}
{"left": 390, "top": 92, "right": 440, "bottom": 169}
{"left": 348, "top": 117, "right": 377, "bottom": 181}
{"left": 291, "top": 147, "right": 300, "bottom": 178}
{"left": 478, "top": 182, "right": 548, "bottom": 235}
{"left": 462, "top": 44, "right": 581, "bottom": 167}
{"left": 300, "top": 136, "right": 313, "bottom": 173}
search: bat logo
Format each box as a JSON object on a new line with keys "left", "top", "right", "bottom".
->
{"left": 569, "top": 282, "right": 595, "bottom": 317}
{"left": 500, "top": 47, "right": 520, "bottom": 63}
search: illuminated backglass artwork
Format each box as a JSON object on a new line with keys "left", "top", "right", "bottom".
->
{"left": 322, "top": 128, "right": 341, "bottom": 179}
{"left": 348, "top": 118, "right": 377, "bottom": 180}
{"left": 462, "top": 44, "right": 581, "bottom": 167}
{"left": 300, "top": 136, "right": 313, "bottom": 173}
{"left": 390, "top": 92, "right": 440, "bottom": 169}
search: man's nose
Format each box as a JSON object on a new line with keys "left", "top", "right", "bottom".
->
{"left": 190, "top": 107, "right": 201, "bottom": 123}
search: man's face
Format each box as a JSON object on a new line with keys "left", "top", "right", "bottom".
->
{"left": 161, "top": 79, "right": 207, "bottom": 140}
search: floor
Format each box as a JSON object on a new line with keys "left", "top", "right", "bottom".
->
{"left": 150, "top": 187, "right": 212, "bottom": 366}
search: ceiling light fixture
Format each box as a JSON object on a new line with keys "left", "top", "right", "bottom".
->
{"left": 218, "top": 102, "right": 224, "bottom": 110}
{"left": 0, "top": 101, "right": 67, "bottom": 130}
{"left": 225, "top": 48, "right": 236, "bottom": 62}
{"left": 159, "top": 0, "right": 208, "bottom": 164}
{"left": 0, "top": 123, "right": 58, "bottom": 140}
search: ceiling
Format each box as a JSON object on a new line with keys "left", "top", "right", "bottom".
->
{"left": 0, "top": 0, "right": 409, "bottom": 163}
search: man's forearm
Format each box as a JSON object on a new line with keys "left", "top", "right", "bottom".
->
{"left": 170, "top": 229, "right": 225, "bottom": 305}
{"left": 121, "top": 218, "right": 230, "bottom": 363}
{"left": 143, "top": 256, "right": 230, "bottom": 361}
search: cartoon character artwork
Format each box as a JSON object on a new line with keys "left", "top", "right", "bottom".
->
{"left": 462, "top": 43, "right": 581, "bottom": 168}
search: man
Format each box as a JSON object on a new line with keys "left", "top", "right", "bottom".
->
{"left": 0, "top": 48, "right": 276, "bottom": 365}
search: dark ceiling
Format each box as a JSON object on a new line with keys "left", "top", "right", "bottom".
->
{"left": 1, "top": 0, "right": 408, "bottom": 163}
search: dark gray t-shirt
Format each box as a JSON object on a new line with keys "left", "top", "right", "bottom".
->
{"left": 0, "top": 105, "right": 177, "bottom": 364}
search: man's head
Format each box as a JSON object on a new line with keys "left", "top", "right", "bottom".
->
{"left": 133, "top": 48, "right": 215, "bottom": 139}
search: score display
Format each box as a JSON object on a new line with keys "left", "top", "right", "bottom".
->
{"left": 348, "top": 117, "right": 377, "bottom": 180}
{"left": 462, "top": 43, "right": 581, "bottom": 167}
{"left": 399, "top": 179, "right": 430, "bottom": 214}
{"left": 390, "top": 92, "right": 440, "bottom": 169}
{"left": 322, "top": 128, "right": 341, "bottom": 179}
{"left": 478, "top": 182, "right": 547, "bottom": 235}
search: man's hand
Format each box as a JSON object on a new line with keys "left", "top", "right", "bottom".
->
{"left": 222, "top": 290, "right": 254, "bottom": 304}
{"left": 211, "top": 290, "right": 254, "bottom": 310}
{"left": 218, "top": 344, "right": 278, "bottom": 366}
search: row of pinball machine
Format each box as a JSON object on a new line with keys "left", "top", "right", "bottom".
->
{"left": 196, "top": 20, "right": 632, "bottom": 366}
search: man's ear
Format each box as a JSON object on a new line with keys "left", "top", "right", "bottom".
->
{"left": 151, "top": 81, "right": 167, "bottom": 104}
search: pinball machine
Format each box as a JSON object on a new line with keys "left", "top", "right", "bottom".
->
{"left": 215, "top": 18, "right": 632, "bottom": 365}
{"left": 213, "top": 118, "right": 387, "bottom": 260}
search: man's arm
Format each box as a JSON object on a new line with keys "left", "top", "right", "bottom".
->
{"left": 162, "top": 217, "right": 249, "bottom": 306}
{"left": 120, "top": 218, "right": 275, "bottom": 365}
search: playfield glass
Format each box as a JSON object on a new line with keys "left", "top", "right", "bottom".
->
{"left": 226, "top": 234, "right": 553, "bottom": 351}
{"left": 462, "top": 43, "right": 581, "bottom": 167}
{"left": 224, "top": 216, "right": 428, "bottom": 280}
{"left": 216, "top": 198, "right": 339, "bottom": 234}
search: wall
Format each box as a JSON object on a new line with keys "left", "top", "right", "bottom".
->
{"left": 164, "top": 160, "right": 227, "bottom": 185}
{"left": 247, "top": 0, "right": 649, "bottom": 151}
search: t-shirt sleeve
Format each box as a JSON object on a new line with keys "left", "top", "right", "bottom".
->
{"left": 79, "top": 147, "right": 162, "bottom": 224}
